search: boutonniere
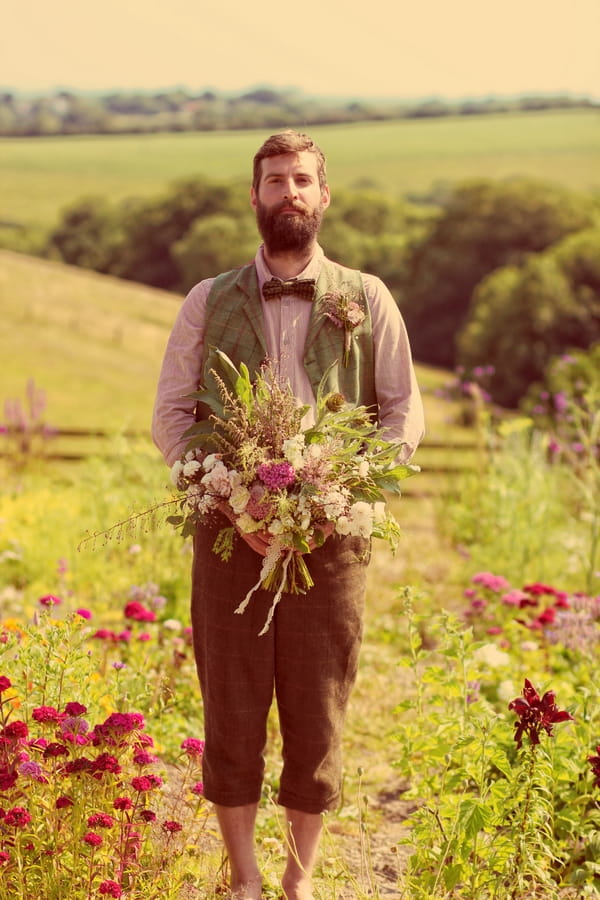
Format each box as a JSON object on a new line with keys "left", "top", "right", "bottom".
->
{"left": 322, "top": 287, "right": 366, "bottom": 366}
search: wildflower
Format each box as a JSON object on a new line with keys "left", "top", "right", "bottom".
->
{"left": 139, "top": 809, "right": 157, "bottom": 822}
{"left": 64, "top": 701, "right": 87, "bottom": 716}
{"left": 18, "top": 760, "right": 46, "bottom": 781}
{"left": 131, "top": 774, "right": 163, "bottom": 792}
{"left": 162, "top": 819, "right": 183, "bottom": 833}
{"left": 508, "top": 678, "right": 574, "bottom": 748}
{"left": 0, "top": 767, "right": 18, "bottom": 790}
{"left": 43, "top": 741, "right": 69, "bottom": 758}
{"left": 181, "top": 737, "right": 205, "bottom": 758}
{"left": 2, "top": 720, "right": 28, "bottom": 740}
{"left": 191, "top": 781, "right": 204, "bottom": 795}
{"left": 82, "top": 831, "right": 103, "bottom": 847}
{"left": 471, "top": 572, "right": 510, "bottom": 592}
{"left": 64, "top": 757, "right": 94, "bottom": 775}
{"left": 124, "top": 601, "right": 156, "bottom": 623}
{"left": 0, "top": 851, "right": 10, "bottom": 863}
{"left": 98, "top": 880, "right": 123, "bottom": 898}
{"left": 93, "top": 712, "right": 145, "bottom": 745}
{"left": 257, "top": 461, "right": 296, "bottom": 490}
{"left": 4, "top": 806, "right": 32, "bottom": 828}
{"left": 55, "top": 795, "right": 74, "bottom": 809}
{"left": 0, "top": 676, "right": 11, "bottom": 692}
{"left": 39, "top": 594, "right": 62, "bottom": 607}
{"left": 93, "top": 628, "right": 118, "bottom": 641}
{"left": 32, "top": 705, "right": 62, "bottom": 724}
{"left": 91, "top": 753, "right": 122, "bottom": 776}
{"left": 588, "top": 745, "right": 600, "bottom": 789}
{"left": 87, "top": 812, "right": 115, "bottom": 828}
{"left": 113, "top": 796, "right": 133, "bottom": 811}
{"left": 75, "top": 608, "right": 92, "bottom": 619}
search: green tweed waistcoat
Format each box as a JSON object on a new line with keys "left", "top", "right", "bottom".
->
{"left": 199, "top": 257, "right": 377, "bottom": 417}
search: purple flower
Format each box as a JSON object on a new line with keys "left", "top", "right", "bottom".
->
{"left": 257, "top": 461, "right": 296, "bottom": 490}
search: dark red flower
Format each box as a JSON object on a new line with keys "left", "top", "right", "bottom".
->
{"left": 4, "top": 806, "right": 31, "bottom": 828}
{"left": 32, "top": 705, "right": 62, "bottom": 724}
{"left": 87, "top": 812, "right": 115, "bottom": 828}
{"left": 43, "top": 742, "right": 69, "bottom": 759}
{"left": 0, "top": 676, "right": 11, "bottom": 693}
{"left": 56, "top": 795, "right": 74, "bottom": 809}
{"left": 2, "top": 720, "right": 28, "bottom": 741}
{"left": 113, "top": 796, "right": 133, "bottom": 811}
{"left": 64, "top": 702, "right": 87, "bottom": 716}
{"left": 508, "top": 678, "right": 574, "bottom": 747}
{"left": 588, "top": 744, "right": 600, "bottom": 789}
{"left": 162, "top": 819, "right": 182, "bottom": 833}
{"left": 0, "top": 767, "right": 18, "bottom": 790}
{"left": 82, "top": 831, "right": 103, "bottom": 847}
{"left": 139, "top": 809, "right": 157, "bottom": 822}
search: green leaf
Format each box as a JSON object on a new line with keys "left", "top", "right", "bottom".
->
{"left": 458, "top": 798, "right": 493, "bottom": 840}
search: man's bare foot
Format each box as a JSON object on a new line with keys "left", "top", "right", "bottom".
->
{"left": 281, "top": 875, "right": 314, "bottom": 900}
{"left": 229, "top": 875, "right": 262, "bottom": 899}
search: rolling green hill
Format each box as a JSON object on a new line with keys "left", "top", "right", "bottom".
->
{"left": 1, "top": 110, "right": 598, "bottom": 233}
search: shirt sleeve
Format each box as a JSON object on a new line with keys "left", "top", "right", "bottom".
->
{"left": 151, "top": 279, "right": 214, "bottom": 466}
{"left": 363, "top": 274, "right": 425, "bottom": 461}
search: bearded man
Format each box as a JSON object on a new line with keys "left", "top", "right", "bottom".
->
{"left": 152, "top": 130, "right": 425, "bottom": 900}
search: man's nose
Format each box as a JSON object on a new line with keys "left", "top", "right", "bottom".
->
{"left": 282, "top": 178, "right": 299, "bottom": 199}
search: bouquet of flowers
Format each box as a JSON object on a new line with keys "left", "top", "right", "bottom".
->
{"left": 167, "top": 349, "right": 419, "bottom": 634}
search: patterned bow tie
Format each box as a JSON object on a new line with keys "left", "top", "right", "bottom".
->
{"left": 262, "top": 278, "right": 316, "bottom": 301}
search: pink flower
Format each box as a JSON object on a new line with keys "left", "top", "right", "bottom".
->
{"left": 0, "top": 851, "right": 10, "bottom": 864}
{"left": 113, "top": 796, "right": 133, "bottom": 811}
{"left": 76, "top": 608, "right": 92, "bottom": 619}
{"left": 139, "top": 809, "right": 157, "bottom": 822}
{"left": 32, "top": 705, "right": 62, "bottom": 724}
{"left": 83, "top": 831, "right": 103, "bottom": 847}
{"left": 191, "top": 781, "right": 204, "bottom": 796}
{"left": 124, "top": 601, "right": 156, "bottom": 623}
{"left": 2, "top": 720, "right": 28, "bottom": 740}
{"left": 471, "top": 572, "right": 510, "bottom": 593}
{"left": 257, "top": 461, "right": 296, "bottom": 490}
{"left": 4, "top": 806, "right": 32, "bottom": 828}
{"left": 98, "top": 881, "right": 123, "bottom": 898}
{"left": 131, "top": 774, "right": 163, "bottom": 792}
{"left": 181, "top": 737, "right": 205, "bottom": 758}
{"left": 91, "top": 753, "right": 122, "bottom": 775}
{"left": 87, "top": 813, "right": 115, "bottom": 828}
{"left": 39, "top": 594, "right": 62, "bottom": 607}
{"left": 162, "top": 820, "right": 183, "bottom": 833}
{"left": 132, "top": 750, "right": 157, "bottom": 766}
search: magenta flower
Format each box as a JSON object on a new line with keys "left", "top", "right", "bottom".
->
{"left": 162, "top": 819, "right": 183, "bottom": 833}
{"left": 139, "top": 809, "right": 157, "bottom": 822}
{"left": 471, "top": 572, "right": 510, "bottom": 592}
{"left": 124, "top": 601, "right": 156, "bottom": 623}
{"left": 181, "top": 737, "right": 205, "bottom": 758}
{"left": 99, "top": 881, "right": 123, "bottom": 898}
{"left": 75, "top": 608, "right": 92, "bottom": 619}
{"left": 39, "top": 593, "right": 62, "bottom": 607}
{"left": 0, "top": 851, "right": 10, "bottom": 864}
{"left": 2, "top": 720, "right": 28, "bottom": 740}
{"left": 82, "top": 831, "right": 103, "bottom": 847}
{"left": 0, "top": 676, "right": 11, "bottom": 692}
{"left": 32, "top": 705, "right": 62, "bottom": 724}
{"left": 64, "top": 701, "right": 87, "bottom": 716}
{"left": 131, "top": 774, "right": 163, "bottom": 792}
{"left": 4, "top": 806, "right": 32, "bottom": 828}
{"left": 257, "top": 460, "right": 296, "bottom": 490}
{"left": 0, "top": 768, "right": 18, "bottom": 790}
{"left": 113, "top": 796, "right": 133, "bottom": 811}
{"left": 588, "top": 744, "right": 600, "bottom": 789}
{"left": 87, "top": 812, "right": 115, "bottom": 828}
{"left": 91, "top": 753, "right": 122, "bottom": 776}
{"left": 132, "top": 749, "right": 157, "bottom": 766}
{"left": 508, "top": 678, "right": 574, "bottom": 748}
{"left": 191, "top": 780, "right": 204, "bottom": 795}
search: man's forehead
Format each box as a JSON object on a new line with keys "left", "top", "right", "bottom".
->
{"left": 260, "top": 151, "right": 319, "bottom": 176}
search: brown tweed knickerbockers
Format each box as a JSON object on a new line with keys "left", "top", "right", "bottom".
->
{"left": 190, "top": 514, "right": 370, "bottom": 814}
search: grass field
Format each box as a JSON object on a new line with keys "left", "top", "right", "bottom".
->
{"left": 1, "top": 109, "right": 598, "bottom": 232}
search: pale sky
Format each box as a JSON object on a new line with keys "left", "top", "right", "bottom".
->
{"left": 2, "top": 0, "right": 599, "bottom": 99}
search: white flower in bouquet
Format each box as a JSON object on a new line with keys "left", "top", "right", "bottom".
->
{"left": 282, "top": 435, "right": 306, "bottom": 468}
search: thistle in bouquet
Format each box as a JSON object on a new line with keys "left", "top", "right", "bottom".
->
{"left": 168, "top": 349, "right": 419, "bottom": 634}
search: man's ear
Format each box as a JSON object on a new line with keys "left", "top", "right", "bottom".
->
{"left": 321, "top": 185, "right": 331, "bottom": 210}
{"left": 250, "top": 186, "right": 258, "bottom": 211}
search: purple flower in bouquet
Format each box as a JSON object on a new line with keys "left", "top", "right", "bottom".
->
{"left": 257, "top": 461, "right": 296, "bottom": 490}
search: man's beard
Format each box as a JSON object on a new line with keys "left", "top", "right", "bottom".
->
{"left": 255, "top": 199, "right": 324, "bottom": 254}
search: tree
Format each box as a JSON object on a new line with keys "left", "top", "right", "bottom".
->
{"left": 400, "top": 178, "right": 594, "bottom": 369}
{"left": 458, "top": 228, "right": 600, "bottom": 406}
{"left": 45, "top": 197, "right": 123, "bottom": 272}
{"left": 173, "top": 214, "right": 257, "bottom": 291}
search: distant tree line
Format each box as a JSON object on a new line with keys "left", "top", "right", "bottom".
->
{"left": 0, "top": 87, "right": 597, "bottom": 136}
{"left": 42, "top": 174, "right": 600, "bottom": 409}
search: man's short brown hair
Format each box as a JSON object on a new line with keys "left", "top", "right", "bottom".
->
{"left": 252, "top": 130, "right": 327, "bottom": 191}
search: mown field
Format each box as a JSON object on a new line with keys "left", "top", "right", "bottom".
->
{"left": 1, "top": 109, "right": 599, "bottom": 233}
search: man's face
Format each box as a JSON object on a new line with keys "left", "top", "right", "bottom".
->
{"left": 251, "top": 151, "right": 330, "bottom": 254}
